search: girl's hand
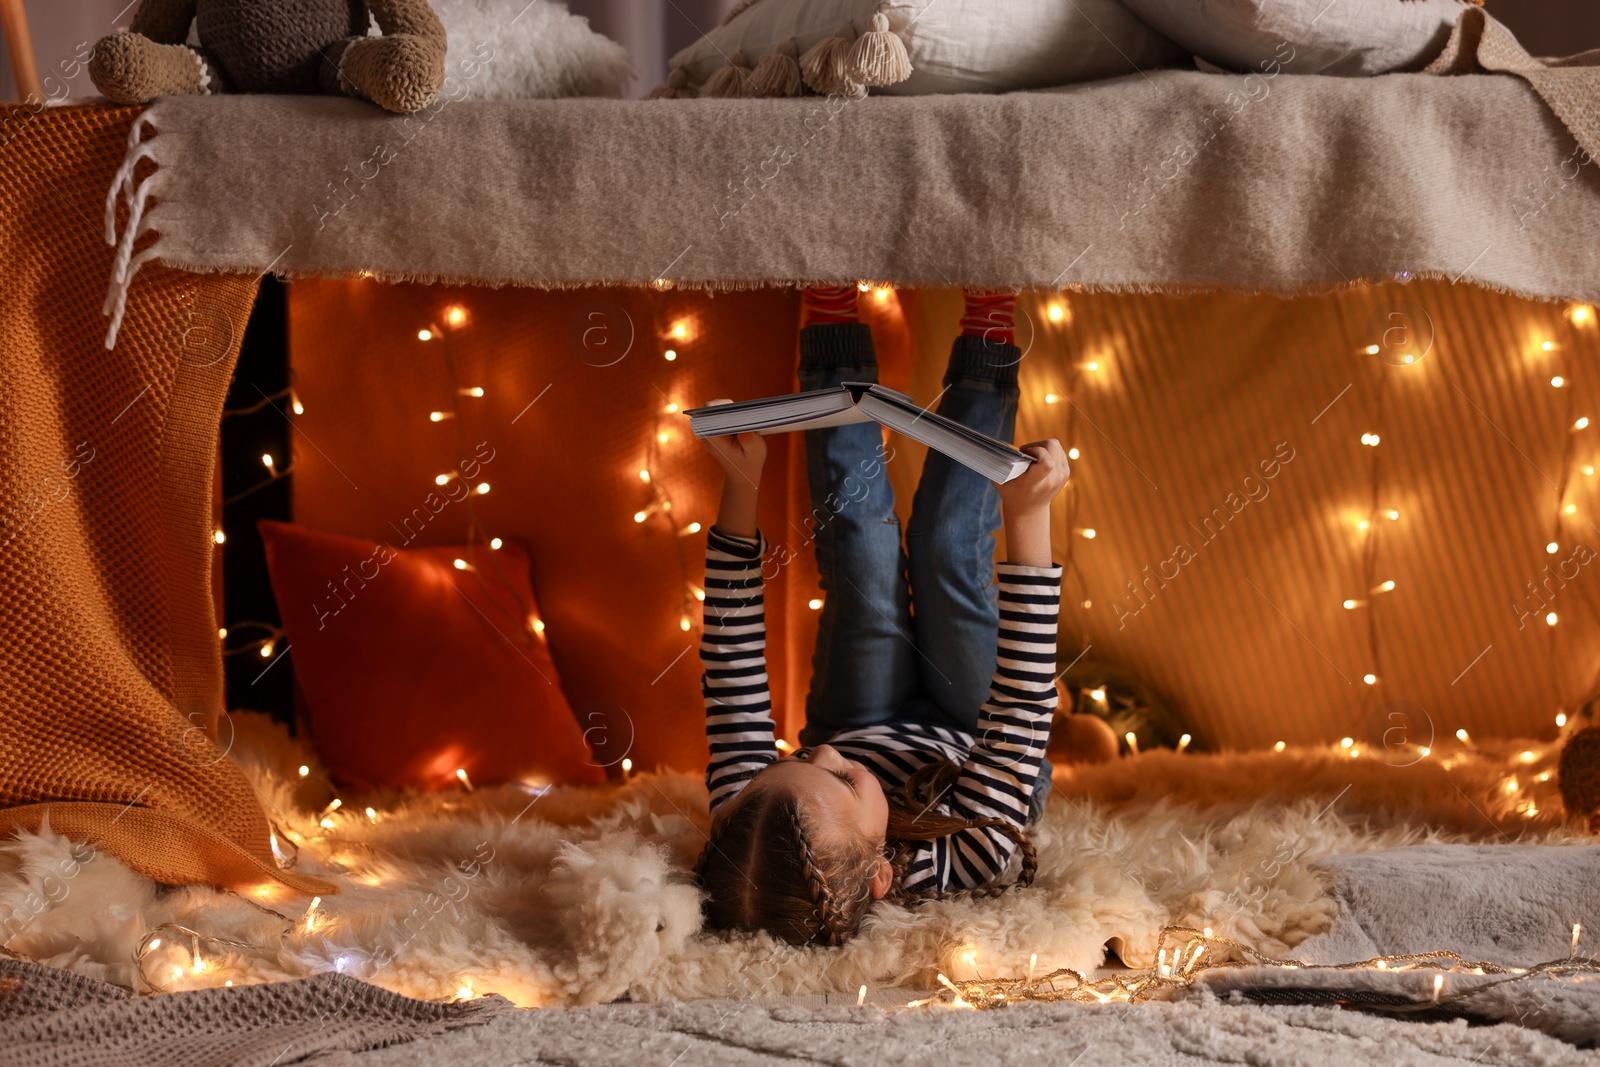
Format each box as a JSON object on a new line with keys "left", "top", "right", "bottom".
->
{"left": 997, "top": 439, "right": 1070, "bottom": 515}
{"left": 703, "top": 430, "right": 768, "bottom": 489}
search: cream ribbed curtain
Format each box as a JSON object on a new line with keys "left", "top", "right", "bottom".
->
{"left": 897, "top": 282, "right": 1595, "bottom": 751}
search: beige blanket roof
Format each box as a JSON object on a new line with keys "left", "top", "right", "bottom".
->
{"left": 101, "top": 10, "right": 1600, "bottom": 349}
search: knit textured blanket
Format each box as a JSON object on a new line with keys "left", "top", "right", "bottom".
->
{"left": 99, "top": 8, "right": 1600, "bottom": 349}
{"left": 1196, "top": 844, "right": 1600, "bottom": 1046}
{"left": 0, "top": 105, "right": 332, "bottom": 897}
{"left": 0, "top": 959, "right": 512, "bottom": 1067}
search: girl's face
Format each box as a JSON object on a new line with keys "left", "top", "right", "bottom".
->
{"left": 763, "top": 743, "right": 890, "bottom": 843}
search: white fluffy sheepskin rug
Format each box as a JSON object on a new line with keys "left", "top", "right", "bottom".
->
{"left": 0, "top": 715, "right": 1585, "bottom": 1009}
{"left": 429, "top": 0, "right": 633, "bottom": 100}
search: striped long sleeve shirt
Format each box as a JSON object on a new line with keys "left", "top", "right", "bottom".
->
{"left": 701, "top": 526, "right": 1061, "bottom": 894}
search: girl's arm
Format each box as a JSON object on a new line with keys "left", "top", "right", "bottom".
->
{"left": 912, "top": 441, "right": 1069, "bottom": 891}
{"left": 699, "top": 432, "right": 778, "bottom": 812}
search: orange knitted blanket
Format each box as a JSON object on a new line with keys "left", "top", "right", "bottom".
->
{"left": 0, "top": 103, "right": 332, "bottom": 897}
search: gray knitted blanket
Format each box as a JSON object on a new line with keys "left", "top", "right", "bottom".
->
{"left": 0, "top": 960, "right": 514, "bottom": 1067}
{"left": 99, "top": 10, "right": 1600, "bottom": 349}
{"left": 1197, "top": 844, "right": 1600, "bottom": 1046}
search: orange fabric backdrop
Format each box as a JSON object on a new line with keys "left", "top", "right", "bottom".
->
{"left": 287, "top": 281, "right": 913, "bottom": 773}
{"left": 289, "top": 278, "right": 1600, "bottom": 775}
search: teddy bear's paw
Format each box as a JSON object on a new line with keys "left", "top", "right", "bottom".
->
{"left": 88, "top": 33, "right": 210, "bottom": 105}
{"left": 339, "top": 34, "right": 447, "bottom": 114}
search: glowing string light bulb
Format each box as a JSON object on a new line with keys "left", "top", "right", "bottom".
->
{"left": 418, "top": 329, "right": 432, "bottom": 341}
{"left": 490, "top": 537, "right": 503, "bottom": 550}
{"left": 455, "top": 767, "right": 474, "bottom": 791}
{"left": 1177, "top": 734, "right": 1192, "bottom": 752}
{"left": 1124, "top": 732, "right": 1139, "bottom": 755}
{"left": 460, "top": 387, "right": 485, "bottom": 398}
{"left": 213, "top": 530, "right": 226, "bottom": 544}
{"left": 1067, "top": 447, "right": 1080, "bottom": 460}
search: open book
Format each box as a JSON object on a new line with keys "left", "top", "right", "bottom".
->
{"left": 686, "top": 383, "right": 1038, "bottom": 484}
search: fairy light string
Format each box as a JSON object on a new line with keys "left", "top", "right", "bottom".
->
{"left": 1039, "top": 296, "right": 1095, "bottom": 634}
{"left": 1359, "top": 366, "right": 1388, "bottom": 700}
{"left": 638, "top": 311, "right": 707, "bottom": 637}
{"left": 925, "top": 925, "right": 1600, "bottom": 1012}
{"left": 418, "top": 308, "right": 540, "bottom": 645}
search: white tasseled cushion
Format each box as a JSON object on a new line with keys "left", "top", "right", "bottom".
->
{"left": 669, "top": 0, "right": 1188, "bottom": 96}
{"left": 1118, "top": 0, "right": 1472, "bottom": 76}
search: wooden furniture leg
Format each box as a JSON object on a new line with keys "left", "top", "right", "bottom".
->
{"left": 0, "top": 0, "right": 42, "bottom": 104}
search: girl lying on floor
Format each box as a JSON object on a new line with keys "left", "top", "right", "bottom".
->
{"left": 695, "top": 287, "right": 1069, "bottom": 947}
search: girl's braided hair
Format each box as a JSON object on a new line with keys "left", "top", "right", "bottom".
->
{"left": 695, "top": 759, "right": 1037, "bottom": 946}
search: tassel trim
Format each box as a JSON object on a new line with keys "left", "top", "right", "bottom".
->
{"left": 700, "top": 50, "right": 756, "bottom": 98}
{"left": 800, "top": 24, "right": 864, "bottom": 97}
{"left": 748, "top": 39, "right": 803, "bottom": 97}
{"left": 849, "top": 6, "right": 911, "bottom": 87}
{"left": 648, "top": 67, "right": 698, "bottom": 99}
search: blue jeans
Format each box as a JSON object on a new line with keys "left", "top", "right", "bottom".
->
{"left": 796, "top": 324, "right": 1052, "bottom": 823}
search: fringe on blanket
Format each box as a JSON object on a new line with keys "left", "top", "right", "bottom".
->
{"left": 102, "top": 114, "right": 165, "bottom": 350}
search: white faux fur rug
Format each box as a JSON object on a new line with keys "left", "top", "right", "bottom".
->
{"left": 0, "top": 715, "right": 1588, "bottom": 1011}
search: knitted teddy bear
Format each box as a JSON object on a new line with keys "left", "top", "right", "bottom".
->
{"left": 89, "top": 0, "right": 446, "bottom": 114}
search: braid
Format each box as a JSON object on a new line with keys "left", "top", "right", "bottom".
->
{"left": 790, "top": 808, "right": 845, "bottom": 946}
{"left": 696, "top": 786, "right": 879, "bottom": 947}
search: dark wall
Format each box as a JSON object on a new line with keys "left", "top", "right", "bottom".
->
{"left": 1485, "top": 0, "right": 1600, "bottom": 57}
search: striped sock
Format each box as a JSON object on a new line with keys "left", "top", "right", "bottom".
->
{"left": 960, "top": 289, "right": 1018, "bottom": 346}
{"left": 802, "top": 285, "right": 860, "bottom": 326}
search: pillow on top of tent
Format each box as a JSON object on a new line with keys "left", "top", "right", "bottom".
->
{"left": 429, "top": 0, "right": 633, "bottom": 99}
{"left": 666, "top": 0, "right": 1187, "bottom": 97}
{"left": 1116, "top": 0, "right": 1473, "bottom": 77}
{"left": 259, "top": 520, "right": 604, "bottom": 792}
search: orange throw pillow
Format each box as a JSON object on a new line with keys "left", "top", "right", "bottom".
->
{"left": 258, "top": 520, "right": 602, "bottom": 790}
